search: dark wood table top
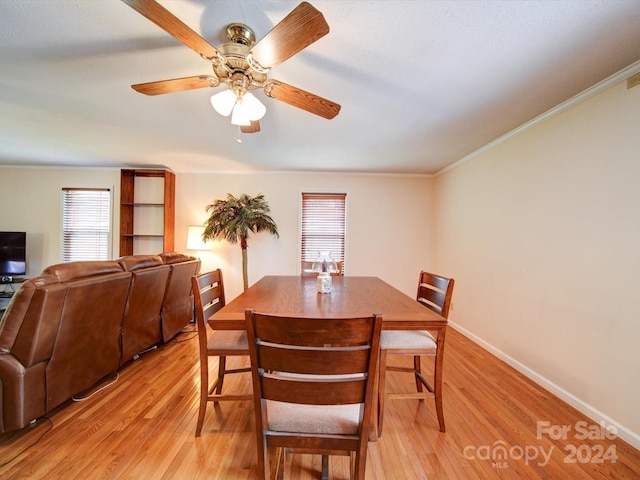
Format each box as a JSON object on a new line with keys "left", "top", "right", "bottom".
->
{"left": 209, "top": 275, "right": 446, "bottom": 331}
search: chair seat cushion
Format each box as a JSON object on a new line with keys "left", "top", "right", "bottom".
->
{"left": 266, "top": 400, "right": 361, "bottom": 435}
{"left": 380, "top": 330, "right": 436, "bottom": 350}
{"left": 207, "top": 330, "right": 248, "bottom": 350}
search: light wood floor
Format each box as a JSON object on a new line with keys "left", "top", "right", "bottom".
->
{"left": 1, "top": 327, "right": 639, "bottom": 479}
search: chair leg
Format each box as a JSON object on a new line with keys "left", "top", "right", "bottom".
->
{"left": 413, "top": 355, "right": 424, "bottom": 400}
{"left": 214, "top": 356, "right": 227, "bottom": 404}
{"left": 353, "top": 445, "right": 368, "bottom": 480}
{"left": 434, "top": 347, "right": 445, "bottom": 432}
{"left": 255, "top": 438, "right": 270, "bottom": 480}
{"left": 269, "top": 447, "right": 284, "bottom": 480}
{"left": 349, "top": 452, "right": 355, "bottom": 480}
{"left": 321, "top": 454, "right": 329, "bottom": 480}
{"left": 195, "top": 358, "right": 209, "bottom": 437}
{"left": 377, "top": 349, "right": 389, "bottom": 437}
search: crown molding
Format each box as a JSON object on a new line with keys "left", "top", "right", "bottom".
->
{"left": 436, "top": 59, "right": 640, "bottom": 177}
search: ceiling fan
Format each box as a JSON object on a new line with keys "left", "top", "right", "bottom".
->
{"left": 121, "top": 0, "right": 341, "bottom": 133}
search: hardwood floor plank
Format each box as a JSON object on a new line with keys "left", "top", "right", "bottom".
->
{"left": 1, "top": 328, "right": 638, "bottom": 479}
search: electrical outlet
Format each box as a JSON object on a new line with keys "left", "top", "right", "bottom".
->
{"left": 627, "top": 73, "right": 640, "bottom": 89}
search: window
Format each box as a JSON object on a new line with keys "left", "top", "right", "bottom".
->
{"left": 62, "top": 188, "right": 112, "bottom": 262}
{"left": 300, "top": 192, "right": 347, "bottom": 272}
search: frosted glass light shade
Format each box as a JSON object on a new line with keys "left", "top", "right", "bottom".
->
{"left": 231, "top": 92, "right": 266, "bottom": 126}
{"left": 212, "top": 89, "right": 266, "bottom": 126}
{"left": 242, "top": 92, "right": 266, "bottom": 120}
{"left": 210, "top": 89, "right": 236, "bottom": 117}
{"left": 231, "top": 102, "right": 252, "bottom": 126}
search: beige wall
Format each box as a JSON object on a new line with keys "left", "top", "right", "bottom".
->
{"left": 0, "top": 168, "right": 432, "bottom": 301}
{"left": 433, "top": 80, "right": 640, "bottom": 447}
{"left": 0, "top": 167, "right": 121, "bottom": 275}
{"left": 175, "top": 172, "right": 433, "bottom": 300}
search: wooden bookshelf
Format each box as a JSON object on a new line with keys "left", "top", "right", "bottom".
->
{"left": 119, "top": 169, "right": 175, "bottom": 256}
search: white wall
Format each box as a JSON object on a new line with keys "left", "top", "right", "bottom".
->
{"left": 175, "top": 172, "right": 433, "bottom": 301}
{"left": 0, "top": 167, "right": 121, "bottom": 275}
{"left": 0, "top": 167, "right": 433, "bottom": 301}
{"left": 433, "top": 79, "right": 640, "bottom": 447}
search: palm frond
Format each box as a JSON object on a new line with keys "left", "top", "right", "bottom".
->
{"left": 203, "top": 193, "right": 279, "bottom": 243}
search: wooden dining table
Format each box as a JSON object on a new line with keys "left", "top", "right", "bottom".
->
{"left": 208, "top": 274, "right": 447, "bottom": 443}
{"left": 209, "top": 275, "right": 446, "bottom": 330}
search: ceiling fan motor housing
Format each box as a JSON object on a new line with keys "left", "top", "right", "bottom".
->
{"left": 225, "top": 23, "right": 256, "bottom": 47}
{"left": 214, "top": 41, "right": 267, "bottom": 90}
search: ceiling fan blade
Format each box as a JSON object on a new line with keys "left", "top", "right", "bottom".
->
{"left": 132, "top": 75, "right": 216, "bottom": 95}
{"left": 240, "top": 121, "right": 261, "bottom": 134}
{"left": 121, "top": 0, "right": 220, "bottom": 60}
{"left": 266, "top": 81, "right": 340, "bottom": 119}
{"left": 249, "top": 2, "right": 330, "bottom": 69}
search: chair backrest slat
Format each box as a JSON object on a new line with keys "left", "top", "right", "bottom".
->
{"left": 416, "top": 271, "right": 454, "bottom": 319}
{"left": 261, "top": 375, "right": 367, "bottom": 405}
{"left": 257, "top": 342, "right": 371, "bottom": 375}
{"left": 199, "top": 283, "right": 224, "bottom": 316}
{"left": 253, "top": 315, "right": 373, "bottom": 346}
{"left": 192, "top": 270, "right": 225, "bottom": 326}
{"left": 192, "top": 269, "right": 226, "bottom": 356}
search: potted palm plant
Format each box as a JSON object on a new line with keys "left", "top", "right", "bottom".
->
{"left": 202, "top": 193, "right": 279, "bottom": 291}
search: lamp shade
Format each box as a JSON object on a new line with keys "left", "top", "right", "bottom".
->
{"left": 186, "top": 225, "right": 209, "bottom": 251}
{"left": 210, "top": 89, "right": 236, "bottom": 117}
{"left": 311, "top": 251, "right": 339, "bottom": 273}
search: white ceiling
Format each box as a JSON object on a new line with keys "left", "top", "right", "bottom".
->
{"left": 1, "top": 0, "right": 640, "bottom": 175}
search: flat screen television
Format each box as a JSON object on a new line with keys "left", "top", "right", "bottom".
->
{"left": 0, "top": 231, "right": 27, "bottom": 277}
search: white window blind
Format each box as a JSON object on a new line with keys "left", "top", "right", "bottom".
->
{"left": 301, "top": 192, "right": 346, "bottom": 268}
{"left": 62, "top": 188, "right": 111, "bottom": 262}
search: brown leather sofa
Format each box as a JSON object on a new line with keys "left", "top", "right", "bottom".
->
{"left": 159, "top": 252, "right": 200, "bottom": 342}
{"left": 119, "top": 255, "right": 170, "bottom": 364}
{"left": 0, "top": 253, "right": 200, "bottom": 433}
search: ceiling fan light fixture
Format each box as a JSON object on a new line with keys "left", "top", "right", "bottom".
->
{"left": 126, "top": 2, "right": 340, "bottom": 131}
{"left": 210, "top": 89, "right": 236, "bottom": 116}
{"left": 231, "top": 102, "right": 252, "bottom": 126}
{"left": 242, "top": 92, "right": 266, "bottom": 121}
{"left": 212, "top": 85, "right": 265, "bottom": 126}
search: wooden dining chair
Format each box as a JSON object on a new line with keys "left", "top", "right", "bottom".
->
{"left": 245, "top": 309, "right": 382, "bottom": 480}
{"left": 377, "top": 271, "right": 454, "bottom": 435}
{"left": 192, "top": 269, "right": 252, "bottom": 437}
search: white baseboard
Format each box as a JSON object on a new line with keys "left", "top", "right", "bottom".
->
{"left": 449, "top": 321, "right": 640, "bottom": 451}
